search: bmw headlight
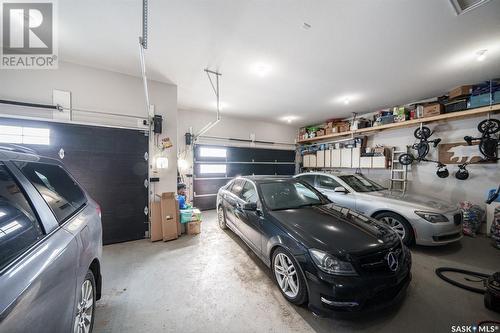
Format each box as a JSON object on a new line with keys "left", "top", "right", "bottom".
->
{"left": 415, "top": 211, "right": 449, "bottom": 223}
{"left": 308, "top": 249, "right": 357, "bottom": 276}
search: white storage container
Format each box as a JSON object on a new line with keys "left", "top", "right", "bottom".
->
{"left": 303, "top": 155, "right": 310, "bottom": 168}
{"left": 372, "top": 156, "right": 387, "bottom": 168}
{"left": 360, "top": 156, "right": 372, "bottom": 168}
{"left": 309, "top": 154, "right": 317, "bottom": 168}
{"left": 316, "top": 150, "right": 325, "bottom": 168}
{"left": 340, "top": 148, "right": 352, "bottom": 168}
{"left": 324, "top": 150, "right": 331, "bottom": 168}
{"left": 331, "top": 149, "right": 341, "bottom": 168}
{"left": 352, "top": 147, "right": 361, "bottom": 168}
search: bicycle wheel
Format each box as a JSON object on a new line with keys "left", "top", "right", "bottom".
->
{"left": 399, "top": 153, "right": 414, "bottom": 165}
{"left": 478, "top": 119, "right": 500, "bottom": 135}
{"left": 414, "top": 126, "right": 432, "bottom": 139}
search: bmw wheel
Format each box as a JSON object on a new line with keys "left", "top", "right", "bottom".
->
{"left": 375, "top": 212, "right": 414, "bottom": 245}
{"left": 272, "top": 248, "right": 307, "bottom": 305}
{"left": 74, "top": 270, "right": 96, "bottom": 333}
{"left": 217, "top": 206, "right": 227, "bottom": 229}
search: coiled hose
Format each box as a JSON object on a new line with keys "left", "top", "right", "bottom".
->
{"left": 435, "top": 267, "right": 489, "bottom": 294}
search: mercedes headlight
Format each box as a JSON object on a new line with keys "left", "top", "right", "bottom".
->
{"left": 415, "top": 211, "right": 448, "bottom": 223}
{"left": 309, "top": 249, "right": 357, "bottom": 276}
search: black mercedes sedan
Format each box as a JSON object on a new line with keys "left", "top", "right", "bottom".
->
{"left": 216, "top": 176, "right": 411, "bottom": 314}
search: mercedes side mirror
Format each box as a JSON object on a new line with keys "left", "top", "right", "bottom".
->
{"left": 334, "top": 186, "right": 348, "bottom": 194}
{"left": 242, "top": 202, "right": 258, "bottom": 211}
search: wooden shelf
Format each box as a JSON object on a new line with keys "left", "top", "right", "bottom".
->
{"left": 297, "top": 104, "right": 500, "bottom": 144}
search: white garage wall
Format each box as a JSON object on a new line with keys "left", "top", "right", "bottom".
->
{"left": 350, "top": 114, "right": 500, "bottom": 207}
{"left": 177, "top": 108, "right": 297, "bottom": 153}
{"left": 0, "top": 61, "right": 178, "bottom": 195}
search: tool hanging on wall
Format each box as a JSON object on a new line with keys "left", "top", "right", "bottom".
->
{"left": 398, "top": 124, "right": 449, "bottom": 178}
{"left": 454, "top": 117, "right": 500, "bottom": 180}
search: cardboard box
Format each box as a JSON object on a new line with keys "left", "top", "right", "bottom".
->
{"left": 336, "top": 122, "right": 350, "bottom": 132}
{"left": 316, "top": 129, "right": 326, "bottom": 137}
{"left": 150, "top": 201, "right": 163, "bottom": 242}
{"left": 373, "top": 147, "right": 386, "bottom": 155}
{"left": 422, "top": 103, "right": 443, "bottom": 118}
{"left": 160, "top": 192, "right": 179, "bottom": 241}
{"left": 187, "top": 221, "right": 201, "bottom": 235}
{"left": 449, "top": 85, "right": 471, "bottom": 100}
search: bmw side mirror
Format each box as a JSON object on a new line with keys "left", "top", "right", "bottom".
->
{"left": 242, "top": 202, "right": 258, "bottom": 211}
{"left": 333, "top": 186, "right": 348, "bottom": 194}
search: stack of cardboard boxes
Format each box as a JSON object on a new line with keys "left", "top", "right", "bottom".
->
{"left": 150, "top": 192, "right": 202, "bottom": 242}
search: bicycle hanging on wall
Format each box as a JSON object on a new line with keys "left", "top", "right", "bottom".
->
{"left": 398, "top": 124, "right": 449, "bottom": 178}
{"left": 454, "top": 117, "right": 500, "bottom": 180}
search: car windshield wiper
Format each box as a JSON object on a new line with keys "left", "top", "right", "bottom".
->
{"left": 271, "top": 203, "right": 322, "bottom": 211}
{"left": 296, "top": 202, "right": 322, "bottom": 208}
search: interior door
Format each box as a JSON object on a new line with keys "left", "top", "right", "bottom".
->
{"left": 316, "top": 175, "right": 355, "bottom": 209}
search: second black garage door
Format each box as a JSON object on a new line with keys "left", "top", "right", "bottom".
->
{"left": 0, "top": 117, "right": 148, "bottom": 245}
{"left": 193, "top": 145, "right": 296, "bottom": 210}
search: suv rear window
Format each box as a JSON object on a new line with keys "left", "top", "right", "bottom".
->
{"left": 0, "top": 164, "right": 43, "bottom": 271}
{"left": 16, "top": 162, "right": 87, "bottom": 224}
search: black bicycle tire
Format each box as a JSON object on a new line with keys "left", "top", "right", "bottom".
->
{"left": 479, "top": 138, "right": 498, "bottom": 159}
{"left": 414, "top": 126, "right": 432, "bottom": 139}
{"left": 435, "top": 267, "right": 489, "bottom": 294}
{"left": 478, "top": 119, "right": 500, "bottom": 135}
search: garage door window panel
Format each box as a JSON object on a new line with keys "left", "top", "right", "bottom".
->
{"left": 0, "top": 164, "right": 44, "bottom": 271}
{"left": 199, "top": 147, "right": 227, "bottom": 158}
{"left": 0, "top": 125, "right": 50, "bottom": 146}
{"left": 199, "top": 164, "right": 226, "bottom": 175}
{"left": 16, "top": 163, "right": 87, "bottom": 225}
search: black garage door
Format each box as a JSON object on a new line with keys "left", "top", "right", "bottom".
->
{"left": 0, "top": 117, "right": 148, "bottom": 245}
{"left": 193, "top": 145, "right": 295, "bottom": 210}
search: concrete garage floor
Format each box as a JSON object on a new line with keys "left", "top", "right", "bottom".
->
{"left": 94, "top": 210, "right": 500, "bottom": 333}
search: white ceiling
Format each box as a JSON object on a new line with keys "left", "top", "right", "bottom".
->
{"left": 60, "top": 0, "right": 500, "bottom": 126}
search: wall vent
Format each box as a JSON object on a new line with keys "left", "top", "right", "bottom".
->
{"left": 449, "top": 0, "right": 493, "bottom": 15}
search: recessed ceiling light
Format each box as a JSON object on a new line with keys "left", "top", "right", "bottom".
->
{"left": 302, "top": 22, "right": 312, "bottom": 30}
{"left": 333, "top": 94, "right": 362, "bottom": 105}
{"left": 476, "top": 49, "right": 488, "bottom": 61}
{"left": 252, "top": 62, "right": 272, "bottom": 77}
{"left": 282, "top": 116, "right": 298, "bottom": 123}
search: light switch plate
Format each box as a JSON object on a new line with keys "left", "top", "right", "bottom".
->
{"left": 52, "top": 89, "right": 71, "bottom": 121}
